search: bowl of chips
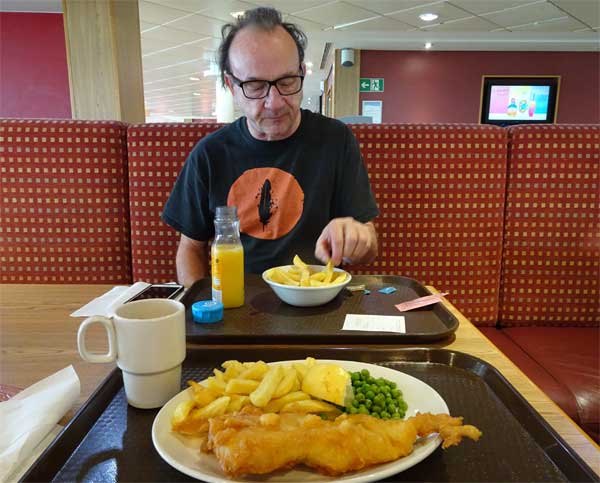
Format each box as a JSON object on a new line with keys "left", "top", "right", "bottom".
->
{"left": 262, "top": 256, "right": 352, "bottom": 307}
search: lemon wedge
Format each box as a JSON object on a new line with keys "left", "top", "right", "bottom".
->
{"left": 301, "top": 363, "right": 351, "bottom": 406}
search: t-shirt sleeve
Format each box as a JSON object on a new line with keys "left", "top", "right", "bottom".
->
{"left": 332, "top": 126, "right": 379, "bottom": 223}
{"left": 161, "top": 145, "right": 213, "bottom": 241}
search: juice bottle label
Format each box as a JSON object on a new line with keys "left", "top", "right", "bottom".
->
{"left": 211, "top": 250, "right": 222, "bottom": 302}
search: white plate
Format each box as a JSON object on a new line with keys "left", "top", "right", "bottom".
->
{"left": 152, "top": 360, "right": 448, "bottom": 483}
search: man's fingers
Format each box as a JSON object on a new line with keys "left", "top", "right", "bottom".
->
{"left": 342, "top": 223, "right": 359, "bottom": 261}
{"left": 314, "top": 231, "right": 331, "bottom": 264}
{"left": 328, "top": 221, "right": 345, "bottom": 266}
{"left": 316, "top": 218, "right": 377, "bottom": 267}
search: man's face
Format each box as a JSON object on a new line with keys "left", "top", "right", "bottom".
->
{"left": 226, "top": 26, "right": 303, "bottom": 141}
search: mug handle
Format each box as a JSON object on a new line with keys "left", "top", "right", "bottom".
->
{"left": 77, "top": 316, "right": 117, "bottom": 363}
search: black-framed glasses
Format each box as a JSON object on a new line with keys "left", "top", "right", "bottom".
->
{"left": 229, "top": 70, "right": 304, "bottom": 99}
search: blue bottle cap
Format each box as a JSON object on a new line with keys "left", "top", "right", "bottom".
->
{"left": 192, "top": 300, "right": 224, "bottom": 324}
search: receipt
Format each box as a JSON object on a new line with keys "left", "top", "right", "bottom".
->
{"left": 342, "top": 314, "right": 406, "bottom": 333}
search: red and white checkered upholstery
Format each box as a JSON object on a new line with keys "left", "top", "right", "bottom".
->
{"left": 0, "top": 119, "right": 131, "bottom": 283}
{"left": 127, "top": 123, "right": 223, "bottom": 283}
{"left": 500, "top": 125, "right": 600, "bottom": 327}
{"left": 349, "top": 124, "right": 508, "bottom": 325}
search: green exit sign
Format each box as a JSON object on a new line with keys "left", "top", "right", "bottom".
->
{"left": 360, "top": 78, "right": 384, "bottom": 92}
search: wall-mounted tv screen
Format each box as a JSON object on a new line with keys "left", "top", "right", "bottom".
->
{"left": 480, "top": 76, "right": 560, "bottom": 126}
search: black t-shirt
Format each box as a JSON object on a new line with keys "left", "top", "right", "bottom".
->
{"left": 162, "top": 109, "right": 379, "bottom": 273}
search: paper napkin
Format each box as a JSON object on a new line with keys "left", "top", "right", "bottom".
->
{"left": 70, "top": 281, "right": 151, "bottom": 317}
{"left": 0, "top": 366, "right": 81, "bottom": 482}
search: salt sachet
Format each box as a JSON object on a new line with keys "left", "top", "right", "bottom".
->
{"left": 395, "top": 293, "right": 449, "bottom": 312}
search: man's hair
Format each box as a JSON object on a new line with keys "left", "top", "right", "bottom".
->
{"left": 218, "top": 7, "right": 307, "bottom": 87}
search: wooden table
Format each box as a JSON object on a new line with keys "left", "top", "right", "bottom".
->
{"left": 1, "top": 283, "right": 599, "bottom": 476}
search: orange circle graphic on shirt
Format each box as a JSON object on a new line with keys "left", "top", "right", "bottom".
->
{"left": 227, "top": 167, "right": 304, "bottom": 240}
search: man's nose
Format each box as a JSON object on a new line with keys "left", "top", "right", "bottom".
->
{"left": 264, "top": 85, "right": 286, "bottom": 109}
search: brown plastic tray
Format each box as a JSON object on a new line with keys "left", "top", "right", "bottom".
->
{"left": 181, "top": 275, "right": 459, "bottom": 343}
{"left": 21, "top": 348, "right": 597, "bottom": 482}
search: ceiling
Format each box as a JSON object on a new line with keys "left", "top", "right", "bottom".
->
{"left": 2, "top": 0, "right": 599, "bottom": 121}
{"left": 139, "top": 0, "right": 599, "bottom": 122}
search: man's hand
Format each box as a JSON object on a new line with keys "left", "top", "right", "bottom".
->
{"left": 314, "top": 218, "right": 378, "bottom": 266}
{"left": 176, "top": 234, "right": 209, "bottom": 287}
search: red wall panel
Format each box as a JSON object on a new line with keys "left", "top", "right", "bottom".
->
{"left": 0, "top": 12, "right": 71, "bottom": 118}
{"left": 360, "top": 51, "right": 599, "bottom": 124}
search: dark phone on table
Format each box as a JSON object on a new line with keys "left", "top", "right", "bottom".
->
{"left": 125, "top": 284, "right": 184, "bottom": 303}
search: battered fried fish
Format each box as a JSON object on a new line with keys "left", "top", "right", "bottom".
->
{"left": 205, "top": 407, "right": 481, "bottom": 477}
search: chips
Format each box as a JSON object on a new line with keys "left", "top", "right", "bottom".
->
{"left": 265, "top": 255, "right": 348, "bottom": 288}
{"left": 171, "top": 357, "right": 345, "bottom": 436}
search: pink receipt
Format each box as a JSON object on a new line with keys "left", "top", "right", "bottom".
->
{"left": 395, "top": 293, "right": 449, "bottom": 312}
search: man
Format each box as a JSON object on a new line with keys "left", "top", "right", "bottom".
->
{"left": 162, "top": 7, "right": 379, "bottom": 287}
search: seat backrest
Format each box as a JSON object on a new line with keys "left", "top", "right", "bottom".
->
{"left": 0, "top": 119, "right": 132, "bottom": 283}
{"left": 349, "top": 124, "right": 508, "bottom": 326}
{"left": 127, "top": 123, "right": 224, "bottom": 283}
{"left": 500, "top": 124, "right": 600, "bottom": 327}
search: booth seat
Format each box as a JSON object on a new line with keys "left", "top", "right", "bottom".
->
{"left": 0, "top": 118, "right": 597, "bottom": 442}
{"left": 127, "top": 122, "right": 220, "bottom": 283}
{"left": 127, "top": 122, "right": 508, "bottom": 326}
{"left": 0, "top": 119, "right": 132, "bottom": 283}
{"left": 349, "top": 124, "right": 507, "bottom": 325}
{"left": 481, "top": 124, "right": 600, "bottom": 443}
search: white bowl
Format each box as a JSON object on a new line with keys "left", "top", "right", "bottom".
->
{"left": 262, "top": 264, "right": 352, "bottom": 307}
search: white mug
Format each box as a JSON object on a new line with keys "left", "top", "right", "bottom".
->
{"left": 77, "top": 298, "right": 186, "bottom": 409}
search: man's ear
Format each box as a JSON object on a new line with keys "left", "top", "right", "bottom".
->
{"left": 300, "top": 63, "right": 306, "bottom": 76}
{"left": 224, "top": 74, "right": 234, "bottom": 94}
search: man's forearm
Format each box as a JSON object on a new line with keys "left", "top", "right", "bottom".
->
{"left": 360, "top": 221, "right": 378, "bottom": 264}
{"left": 176, "top": 239, "right": 209, "bottom": 287}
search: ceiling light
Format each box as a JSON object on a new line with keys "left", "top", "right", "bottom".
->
{"left": 419, "top": 13, "right": 438, "bottom": 22}
{"left": 230, "top": 11, "right": 245, "bottom": 18}
{"left": 193, "top": 92, "right": 201, "bottom": 96}
{"left": 189, "top": 76, "right": 200, "bottom": 81}
{"left": 306, "top": 61, "right": 313, "bottom": 68}
{"left": 425, "top": 42, "right": 433, "bottom": 49}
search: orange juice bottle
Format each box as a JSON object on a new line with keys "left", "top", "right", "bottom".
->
{"left": 211, "top": 206, "right": 244, "bottom": 308}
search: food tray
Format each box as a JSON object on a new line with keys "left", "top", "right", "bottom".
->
{"left": 181, "top": 275, "right": 459, "bottom": 343}
{"left": 21, "top": 348, "right": 597, "bottom": 482}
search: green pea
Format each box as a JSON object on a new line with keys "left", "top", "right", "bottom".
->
{"left": 364, "top": 399, "right": 373, "bottom": 408}
{"left": 381, "top": 411, "right": 391, "bottom": 419}
{"left": 392, "top": 413, "right": 401, "bottom": 419}
{"left": 371, "top": 412, "right": 380, "bottom": 418}
{"left": 348, "top": 406, "right": 358, "bottom": 414}
{"left": 391, "top": 389, "right": 400, "bottom": 398}
{"left": 360, "top": 369, "right": 369, "bottom": 378}
{"left": 365, "top": 390, "right": 375, "bottom": 399}
{"left": 372, "top": 404, "right": 382, "bottom": 413}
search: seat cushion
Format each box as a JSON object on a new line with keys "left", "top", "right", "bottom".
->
{"left": 127, "top": 122, "right": 223, "bottom": 283}
{"left": 501, "top": 125, "right": 600, "bottom": 327}
{"left": 0, "top": 119, "right": 132, "bottom": 283}
{"left": 480, "top": 326, "right": 599, "bottom": 443}
{"left": 349, "top": 123, "right": 508, "bottom": 326}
